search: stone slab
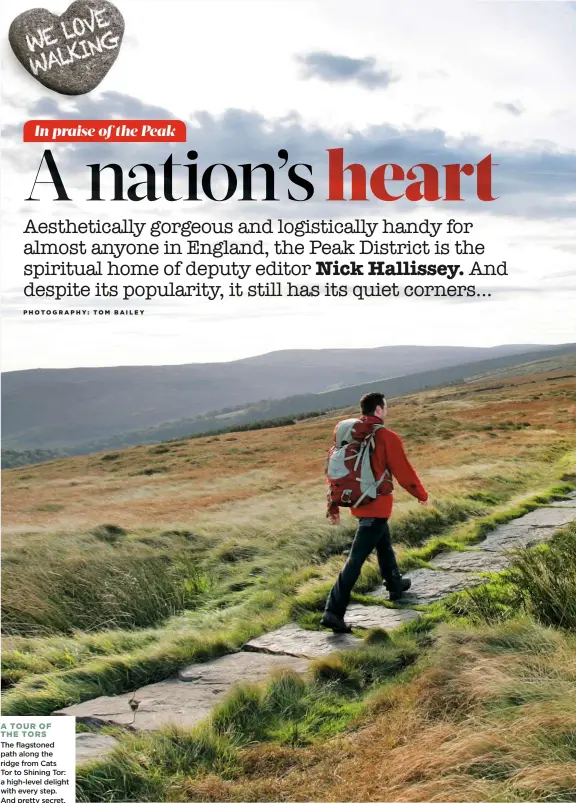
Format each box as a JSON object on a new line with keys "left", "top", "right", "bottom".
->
{"left": 345, "top": 604, "right": 420, "bottom": 630}
{"left": 504, "top": 507, "right": 576, "bottom": 528}
{"left": 477, "top": 524, "right": 556, "bottom": 553}
{"left": 178, "top": 650, "right": 307, "bottom": 682}
{"left": 57, "top": 652, "right": 308, "bottom": 730}
{"left": 430, "top": 549, "right": 511, "bottom": 574}
{"left": 549, "top": 500, "right": 576, "bottom": 508}
{"left": 76, "top": 733, "right": 118, "bottom": 765}
{"left": 370, "top": 569, "right": 485, "bottom": 605}
{"left": 244, "top": 623, "right": 361, "bottom": 658}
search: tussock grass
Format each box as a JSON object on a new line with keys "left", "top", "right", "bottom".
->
{"left": 91, "top": 523, "right": 127, "bottom": 543}
{"left": 390, "top": 497, "right": 487, "bottom": 547}
{"left": 310, "top": 635, "right": 420, "bottom": 690}
{"left": 161, "top": 619, "right": 576, "bottom": 803}
{"left": 447, "top": 522, "right": 576, "bottom": 631}
{"left": 208, "top": 640, "right": 418, "bottom": 749}
{"left": 1, "top": 630, "right": 160, "bottom": 689}
{"left": 2, "top": 550, "right": 210, "bottom": 636}
{"left": 445, "top": 579, "right": 521, "bottom": 625}
{"left": 76, "top": 726, "right": 239, "bottom": 803}
{"left": 75, "top": 633, "right": 419, "bottom": 801}
{"left": 2, "top": 482, "right": 573, "bottom": 713}
{"left": 507, "top": 523, "right": 576, "bottom": 630}
{"left": 211, "top": 542, "right": 262, "bottom": 564}
{"left": 73, "top": 617, "right": 576, "bottom": 802}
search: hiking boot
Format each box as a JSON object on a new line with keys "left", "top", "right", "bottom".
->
{"left": 320, "top": 610, "right": 352, "bottom": 633}
{"left": 388, "top": 577, "right": 411, "bottom": 601}
{"left": 383, "top": 572, "right": 412, "bottom": 601}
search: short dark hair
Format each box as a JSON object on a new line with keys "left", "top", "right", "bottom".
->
{"left": 360, "top": 391, "right": 386, "bottom": 416}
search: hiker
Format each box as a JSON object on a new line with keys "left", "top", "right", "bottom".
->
{"left": 321, "top": 391, "right": 428, "bottom": 633}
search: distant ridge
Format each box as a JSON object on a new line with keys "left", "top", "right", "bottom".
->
{"left": 3, "top": 343, "right": 573, "bottom": 462}
{"left": 2, "top": 343, "right": 568, "bottom": 452}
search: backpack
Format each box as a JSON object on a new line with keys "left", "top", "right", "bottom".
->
{"left": 325, "top": 418, "right": 394, "bottom": 509}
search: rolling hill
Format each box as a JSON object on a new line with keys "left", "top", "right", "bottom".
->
{"left": 2, "top": 343, "right": 573, "bottom": 461}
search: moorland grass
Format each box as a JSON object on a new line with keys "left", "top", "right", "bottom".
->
{"left": 2, "top": 549, "right": 210, "bottom": 636}
{"left": 74, "top": 547, "right": 576, "bottom": 802}
{"left": 510, "top": 525, "right": 576, "bottom": 629}
{"left": 453, "top": 522, "right": 576, "bottom": 632}
{"left": 75, "top": 631, "right": 422, "bottom": 801}
{"left": 2, "top": 482, "right": 574, "bottom": 715}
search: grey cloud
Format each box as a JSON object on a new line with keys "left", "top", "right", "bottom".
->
{"left": 296, "top": 52, "right": 396, "bottom": 90}
{"left": 5, "top": 91, "right": 576, "bottom": 219}
{"left": 23, "top": 92, "right": 171, "bottom": 121}
{"left": 495, "top": 102, "right": 524, "bottom": 116}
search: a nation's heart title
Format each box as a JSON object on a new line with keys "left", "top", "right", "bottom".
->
{"left": 26, "top": 148, "right": 498, "bottom": 204}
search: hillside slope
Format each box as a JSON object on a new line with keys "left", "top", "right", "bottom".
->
{"left": 3, "top": 360, "right": 575, "bottom": 537}
{"left": 2, "top": 343, "right": 564, "bottom": 452}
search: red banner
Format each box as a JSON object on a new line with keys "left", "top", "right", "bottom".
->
{"left": 23, "top": 119, "right": 187, "bottom": 142}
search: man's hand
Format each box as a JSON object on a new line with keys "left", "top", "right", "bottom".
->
{"left": 327, "top": 503, "right": 341, "bottom": 525}
{"left": 418, "top": 498, "right": 429, "bottom": 506}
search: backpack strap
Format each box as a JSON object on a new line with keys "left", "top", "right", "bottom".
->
{"left": 351, "top": 423, "right": 390, "bottom": 508}
{"left": 353, "top": 421, "right": 382, "bottom": 471}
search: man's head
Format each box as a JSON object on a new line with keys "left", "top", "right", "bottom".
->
{"left": 360, "top": 391, "right": 387, "bottom": 421}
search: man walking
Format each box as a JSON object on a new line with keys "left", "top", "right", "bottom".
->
{"left": 321, "top": 391, "right": 428, "bottom": 633}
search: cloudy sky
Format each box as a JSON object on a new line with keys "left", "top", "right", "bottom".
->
{"left": 1, "top": 0, "right": 576, "bottom": 370}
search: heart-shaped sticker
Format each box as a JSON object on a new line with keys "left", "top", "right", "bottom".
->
{"left": 9, "top": 0, "right": 124, "bottom": 95}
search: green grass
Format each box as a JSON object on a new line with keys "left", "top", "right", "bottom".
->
{"left": 2, "top": 482, "right": 573, "bottom": 718}
{"left": 74, "top": 609, "right": 576, "bottom": 802}
{"left": 2, "top": 550, "right": 210, "bottom": 636}
{"left": 208, "top": 670, "right": 364, "bottom": 747}
{"left": 504, "top": 523, "right": 576, "bottom": 630}
{"left": 0, "top": 603, "right": 287, "bottom": 716}
{"left": 75, "top": 632, "right": 420, "bottom": 801}
{"left": 389, "top": 497, "right": 487, "bottom": 547}
{"left": 4, "top": 477, "right": 574, "bottom": 800}
{"left": 76, "top": 726, "right": 239, "bottom": 802}
{"left": 445, "top": 522, "right": 576, "bottom": 632}
{"left": 445, "top": 578, "right": 521, "bottom": 625}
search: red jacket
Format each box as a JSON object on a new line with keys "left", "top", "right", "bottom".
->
{"left": 335, "top": 415, "right": 428, "bottom": 519}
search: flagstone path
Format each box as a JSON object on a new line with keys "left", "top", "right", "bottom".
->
{"left": 64, "top": 494, "right": 576, "bottom": 764}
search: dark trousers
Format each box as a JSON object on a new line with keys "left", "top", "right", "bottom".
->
{"left": 325, "top": 517, "right": 400, "bottom": 617}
